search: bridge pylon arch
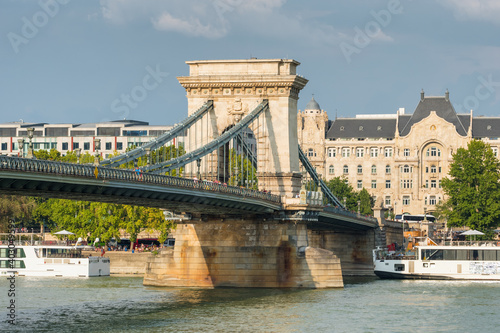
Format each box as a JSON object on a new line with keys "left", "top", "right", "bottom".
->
{"left": 178, "top": 59, "right": 308, "bottom": 198}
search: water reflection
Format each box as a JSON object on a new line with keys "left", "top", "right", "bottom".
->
{"left": 1, "top": 277, "right": 499, "bottom": 333}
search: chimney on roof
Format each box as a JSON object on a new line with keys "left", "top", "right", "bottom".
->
{"left": 420, "top": 89, "right": 425, "bottom": 102}
{"left": 445, "top": 89, "right": 449, "bottom": 101}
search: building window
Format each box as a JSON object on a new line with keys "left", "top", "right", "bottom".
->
{"left": 431, "top": 180, "right": 437, "bottom": 188}
{"left": 493, "top": 147, "right": 498, "bottom": 157}
{"left": 371, "top": 180, "right": 377, "bottom": 189}
{"left": 357, "top": 180, "right": 363, "bottom": 189}
{"left": 429, "top": 196, "right": 437, "bottom": 205}
{"left": 430, "top": 165, "right": 437, "bottom": 173}
{"left": 401, "top": 180, "right": 412, "bottom": 189}
{"left": 1, "top": 142, "right": 7, "bottom": 150}
{"left": 427, "top": 147, "right": 441, "bottom": 157}
{"left": 117, "top": 142, "right": 123, "bottom": 150}
{"left": 62, "top": 142, "right": 68, "bottom": 151}
{"left": 370, "top": 148, "right": 379, "bottom": 157}
{"left": 403, "top": 148, "right": 410, "bottom": 157}
{"left": 439, "top": 180, "right": 442, "bottom": 188}
{"left": 357, "top": 165, "right": 363, "bottom": 174}
{"left": 385, "top": 165, "right": 391, "bottom": 174}
{"left": 308, "top": 148, "right": 315, "bottom": 157}
{"left": 385, "top": 180, "right": 391, "bottom": 189}
{"left": 328, "top": 148, "right": 336, "bottom": 158}
{"left": 384, "top": 148, "right": 393, "bottom": 157}
{"left": 385, "top": 196, "right": 391, "bottom": 206}
{"left": 402, "top": 196, "right": 410, "bottom": 206}
{"left": 329, "top": 165, "right": 334, "bottom": 174}
{"left": 439, "top": 167, "right": 442, "bottom": 173}
{"left": 84, "top": 142, "right": 90, "bottom": 151}
{"left": 105, "top": 142, "right": 112, "bottom": 150}
{"left": 425, "top": 180, "right": 429, "bottom": 188}
{"left": 73, "top": 142, "right": 79, "bottom": 150}
{"left": 343, "top": 165, "right": 349, "bottom": 174}
{"left": 356, "top": 148, "right": 364, "bottom": 158}
{"left": 342, "top": 148, "right": 350, "bottom": 158}
{"left": 371, "top": 165, "right": 377, "bottom": 174}
{"left": 402, "top": 165, "right": 412, "bottom": 173}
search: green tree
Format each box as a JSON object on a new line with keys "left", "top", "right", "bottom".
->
{"left": 325, "top": 176, "right": 358, "bottom": 210}
{"left": 0, "top": 195, "right": 37, "bottom": 232}
{"left": 358, "top": 188, "right": 373, "bottom": 215}
{"left": 440, "top": 140, "right": 500, "bottom": 231}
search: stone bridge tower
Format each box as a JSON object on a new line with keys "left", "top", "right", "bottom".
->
{"left": 177, "top": 59, "right": 308, "bottom": 198}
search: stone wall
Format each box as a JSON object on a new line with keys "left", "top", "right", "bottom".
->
{"left": 308, "top": 229, "right": 375, "bottom": 276}
{"left": 144, "top": 219, "right": 343, "bottom": 288}
{"left": 84, "top": 251, "right": 151, "bottom": 275}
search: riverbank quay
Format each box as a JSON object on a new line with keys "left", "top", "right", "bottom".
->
{"left": 83, "top": 251, "right": 151, "bottom": 275}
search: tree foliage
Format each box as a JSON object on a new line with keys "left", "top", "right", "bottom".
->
{"left": 325, "top": 176, "right": 373, "bottom": 214}
{"left": 439, "top": 140, "right": 500, "bottom": 231}
{"left": 0, "top": 195, "right": 37, "bottom": 232}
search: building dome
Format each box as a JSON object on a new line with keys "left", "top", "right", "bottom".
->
{"left": 305, "top": 95, "right": 321, "bottom": 111}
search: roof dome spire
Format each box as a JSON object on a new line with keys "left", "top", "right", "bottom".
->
{"left": 305, "top": 95, "right": 321, "bottom": 111}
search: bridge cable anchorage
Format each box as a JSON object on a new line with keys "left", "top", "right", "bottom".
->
{"left": 100, "top": 100, "right": 214, "bottom": 167}
{"left": 143, "top": 100, "right": 269, "bottom": 174}
{"left": 297, "top": 145, "right": 345, "bottom": 209}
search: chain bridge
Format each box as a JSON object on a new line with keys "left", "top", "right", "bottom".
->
{"left": 0, "top": 59, "right": 382, "bottom": 288}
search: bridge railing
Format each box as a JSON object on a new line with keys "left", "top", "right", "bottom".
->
{"left": 0, "top": 156, "right": 281, "bottom": 204}
{"left": 323, "top": 206, "right": 378, "bottom": 223}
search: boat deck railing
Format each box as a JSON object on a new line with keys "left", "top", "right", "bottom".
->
{"left": 438, "top": 241, "right": 499, "bottom": 247}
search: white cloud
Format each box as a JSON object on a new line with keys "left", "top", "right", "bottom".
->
{"left": 152, "top": 12, "right": 226, "bottom": 39}
{"left": 440, "top": 0, "right": 500, "bottom": 24}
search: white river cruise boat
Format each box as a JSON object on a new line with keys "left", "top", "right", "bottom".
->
{"left": 0, "top": 243, "right": 110, "bottom": 277}
{"left": 373, "top": 241, "right": 500, "bottom": 280}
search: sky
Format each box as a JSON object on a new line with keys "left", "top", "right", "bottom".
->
{"left": 1, "top": 0, "right": 500, "bottom": 125}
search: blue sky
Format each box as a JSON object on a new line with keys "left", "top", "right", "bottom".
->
{"left": 1, "top": 0, "right": 500, "bottom": 125}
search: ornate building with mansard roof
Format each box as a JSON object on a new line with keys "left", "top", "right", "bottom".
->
{"left": 298, "top": 91, "right": 500, "bottom": 216}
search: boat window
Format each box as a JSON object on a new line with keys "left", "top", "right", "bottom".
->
{"left": 0, "top": 260, "right": 26, "bottom": 269}
{"left": 483, "top": 250, "right": 496, "bottom": 261}
{"left": 0, "top": 248, "right": 26, "bottom": 258}
{"left": 422, "top": 249, "right": 444, "bottom": 260}
{"left": 456, "top": 250, "right": 468, "bottom": 260}
{"left": 443, "top": 250, "right": 456, "bottom": 260}
{"left": 41, "top": 248, "right": 83, "bottom": 258}
{"left": 394, "top": 264, "right": 405, "bottom": 272}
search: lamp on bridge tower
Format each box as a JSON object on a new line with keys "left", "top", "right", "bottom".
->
{"left": 27, "top": 127, "right": 34, "bottom": 158}
{"left": 94, "top": 139, "right": 101, "bottom": 166}
{"left": 17, "top": 138, "right": 24, "bottom": 157}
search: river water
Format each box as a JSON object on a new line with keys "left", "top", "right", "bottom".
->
{"left": 1, "top": 276, "right": 499, "bottom": 332}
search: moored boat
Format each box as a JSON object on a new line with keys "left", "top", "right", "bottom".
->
{"left": 373, "top": 241, "right": 500, "bottom": 280}
{"left": 0, "top": 242, "right": 110, "bottom": 277}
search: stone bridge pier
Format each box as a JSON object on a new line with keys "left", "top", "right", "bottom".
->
{"left": 144, "top": 216, "right": 343, "bottom": 288}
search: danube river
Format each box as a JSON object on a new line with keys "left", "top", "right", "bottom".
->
{"left": 1, "top": 276, "right": 499, "bottom": 332}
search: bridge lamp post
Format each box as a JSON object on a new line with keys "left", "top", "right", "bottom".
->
{"left": 196, "top": 158, "right": 201, "bottom": 180}
{"left": 27, "top": 127, "right": 34, "bottom": 158}
{"left": 75, "top": 148, "right": 81, "bottom": 164}
{"left": 94, "top": 139, "right": 101, "bottom": 166}
{"left": 343, "top": 197, "right": 347, "bottom": 210}
{"left": 234, "top": 166, "right": 239, "bottom": 186}
{"left": 17, "top": 138, "right": 24, "bottom": 157}
{"left": 145, "top": 147, "right": 151, "bottom": 166}
{"left": 357, "top": 200, "right": 361, "bottom": 217}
